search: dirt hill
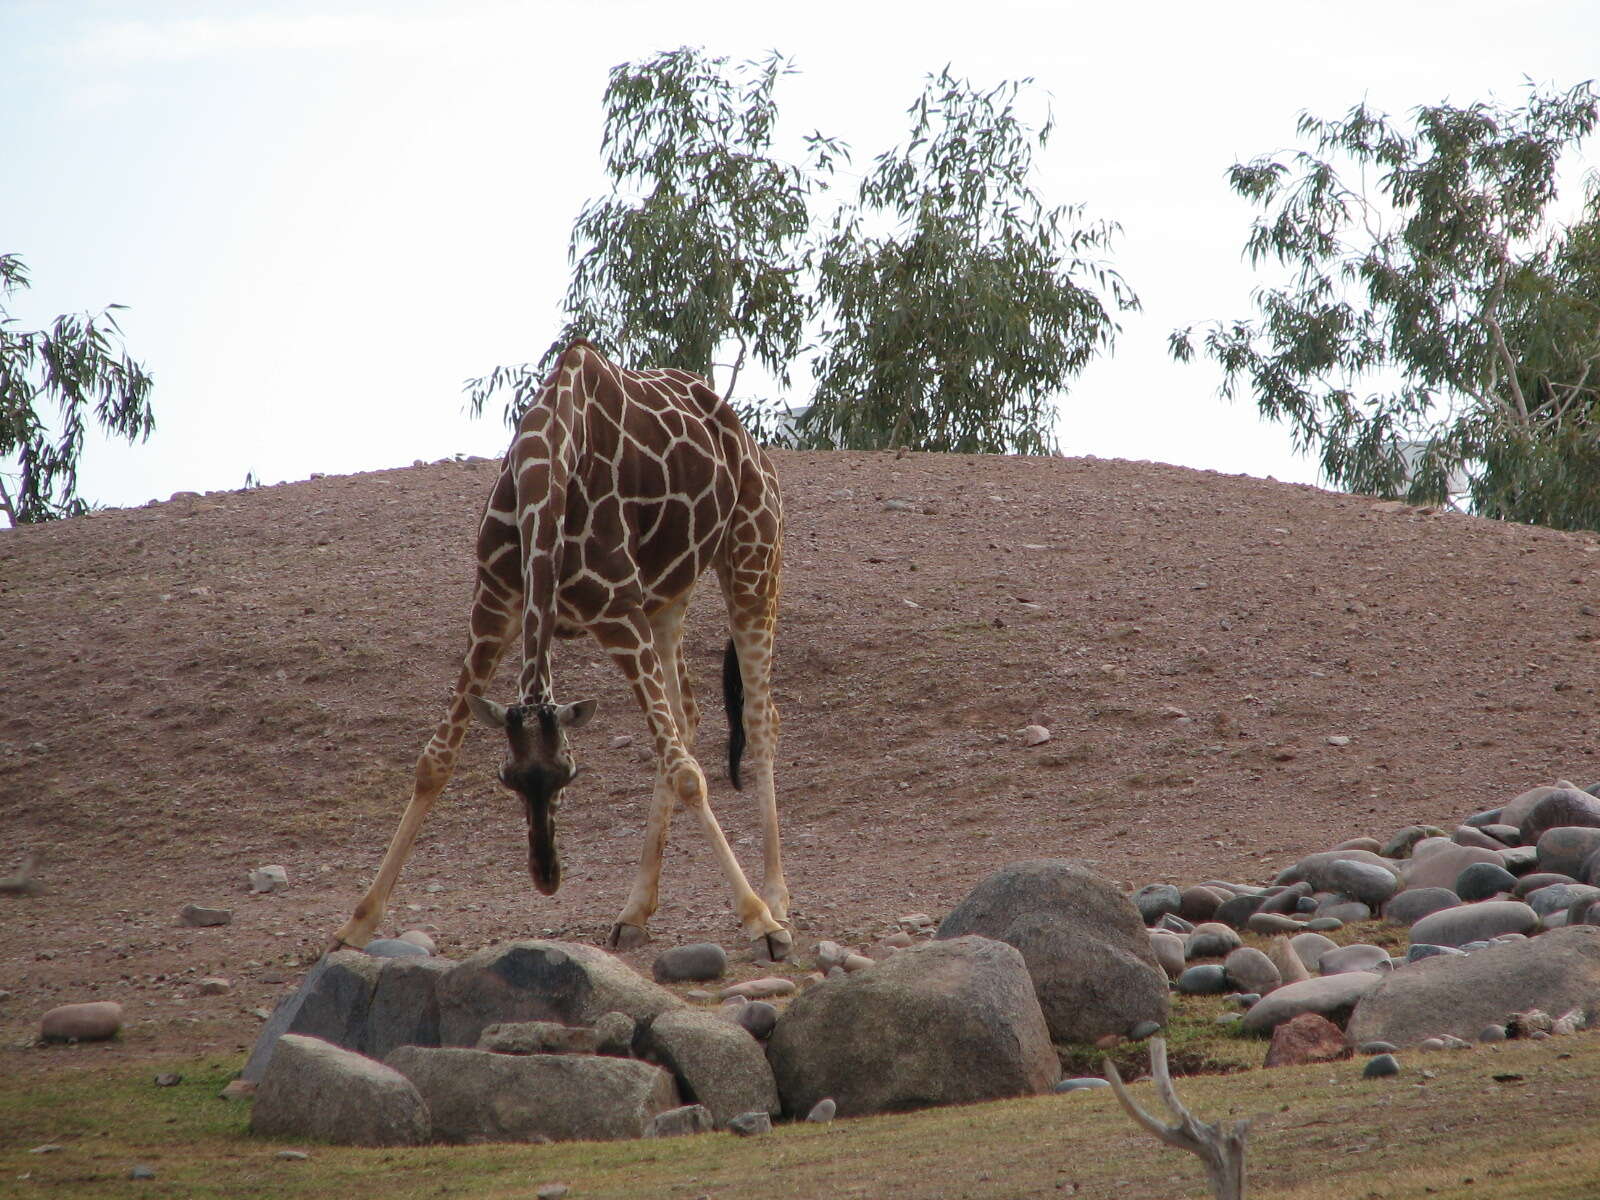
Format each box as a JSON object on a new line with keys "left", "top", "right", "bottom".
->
{"left": 3, "top": 449, "right": 1598, "bottom": 1058}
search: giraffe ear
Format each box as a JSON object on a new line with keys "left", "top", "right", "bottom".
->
{"left": 558, "top": 699, "right": 598, "bottom": 729}
{"left": 466, "top": 693, "right": 510, "bottom": 728}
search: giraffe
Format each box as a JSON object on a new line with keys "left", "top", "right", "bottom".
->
{"left": 331, "top": 340, "right": 791, "bottom": 959}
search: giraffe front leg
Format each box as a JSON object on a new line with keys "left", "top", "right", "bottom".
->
{"left": 669, "top": 756, "right": 790, "bottom": 960}
{"left": 608, "top": 765, "right": 675, "bottom": 951}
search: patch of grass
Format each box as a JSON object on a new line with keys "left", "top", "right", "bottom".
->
{"left": 7, "top": 1037, "right": 1600, "bottom": 1199}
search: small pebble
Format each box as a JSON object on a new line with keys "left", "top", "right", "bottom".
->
{"left": 153, "top": 1073, "right": 182, "bottom": 1087}
{"left": 28, "top": 1145, "right": 64, "bottom": 1155}
{"left": 536, "top": 1185, "right": 569, "bottom": 1200}
{"left": 1129, "top": 1020, "right": 1161, "bottom": 1040}
{"left": 276, "top": 1150, "right": 309, "bottom": 1161}
{"left": 1479, "top": 1025, "right": 1508, "bottom": 1043}
{"left": 130, "top": 1165, "right": 156, "bottom": 1180}
{"left": 1356, "top": 1041, "right": 1398, "bottom": 1055}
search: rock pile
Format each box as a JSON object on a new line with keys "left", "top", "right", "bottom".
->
{"left": 1127, "top": 779, "right": 1600, "bottom": 1057}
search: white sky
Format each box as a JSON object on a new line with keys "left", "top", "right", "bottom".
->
{"left": 4, "top": 0, "right": 1597, "bottom": 517}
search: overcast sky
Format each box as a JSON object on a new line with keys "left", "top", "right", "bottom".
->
{"left": 4, "top": 0, "right": 1597, "bottom": 520}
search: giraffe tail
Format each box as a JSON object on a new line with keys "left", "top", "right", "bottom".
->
{"left": 723, "top": 638, "right": 746, "bottom": 790}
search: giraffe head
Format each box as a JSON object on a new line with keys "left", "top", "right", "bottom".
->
{"left": 466, "top": 694, "right": 597, "bottom": 895}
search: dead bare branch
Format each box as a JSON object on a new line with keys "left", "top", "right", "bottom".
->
{"left": 1103, "top": 1038, "right": 1251, "bottom": 1200}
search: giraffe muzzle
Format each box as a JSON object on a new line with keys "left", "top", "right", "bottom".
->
{"left": 527, "top": 797, "right": 561, "bottom": 895}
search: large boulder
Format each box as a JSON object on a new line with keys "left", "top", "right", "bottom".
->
{"left": 251, "top": 1034, "right": 429, "bottom": 1146}
{"left": 242, "top": 951, "right": 384, "bottom": 1083}
{"left": 385, "top": 1045, "right": 679, "bottom": 1142}
{"left": 367, "top": 957, "right": 452, "bottom": 1060}
{"left": 437, "top": 940, "right": 681, "bottom": 1047}
{"left": 635, "top": 1009, "right": 779, "bottom": 1126}
{"left": 1347, "top": 925, "right": 1600, "bottom": 1047}
{"left": 933, "top": 859, "right": 1168, "bottom": 1042}
{"left": 765, "top": 936, "right": 1059, "bottom": 1118}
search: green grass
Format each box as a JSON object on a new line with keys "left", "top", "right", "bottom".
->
{"left": 7, "top": 1033, "right": 1600, "bottom": 1199}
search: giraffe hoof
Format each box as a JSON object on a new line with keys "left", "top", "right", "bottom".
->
{"left": 759, "top": 927, "right": 793, "bottom": 962}
{"left": 608, "top": 922, "right": 651, "bottom": 951}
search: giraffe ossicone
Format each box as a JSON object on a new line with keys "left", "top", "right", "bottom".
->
{"left": 332, "top": 340, "right": 791, "bottom": 960}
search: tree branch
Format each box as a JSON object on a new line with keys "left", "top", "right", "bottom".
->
{"left": 1103, "top": 1039, "right": 1251, "bottom": 1200}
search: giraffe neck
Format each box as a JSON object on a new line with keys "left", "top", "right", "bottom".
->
{"left": 514, "top": 343, "right": 592, "bottom": 707}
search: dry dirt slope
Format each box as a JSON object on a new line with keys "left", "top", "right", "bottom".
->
{"left": 1, "top": 449, "right": 1598, "bottom": 1053}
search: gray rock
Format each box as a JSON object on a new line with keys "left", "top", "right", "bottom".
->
{"left": 805, "top": 1098, "right": 838, "bottom": 1122}
{"left": 364, "top": 938, "right": 429, "bottom": 959}
{"left": 366, "top": 957, "right": 451, "bottom": 1060}
{"left": 1519, "top": 788, "right": 1600, "bottom": 844}
{"left": 645, "top": 1104, "right": 715, "bottom": 1138}
{"left": 1497, "top": 846, "right": 1539, "bottom": 875}
{"left": 1406, "top": 944, "right": 1468, "bottom": 964}
{"left": 437, "top": 940, "right": 680, "bottom": 1047}
{"left": 1356, "top": 1040, "right": 1397, "bottom": 1054}
{"left": 1381, "top": 826, "right": 1447, "bottom": 859}
{"left": 1454, "top": 862, "right": 1518, "bottom": 902}
{"left": 1318, "top": 944, "right": 1391, "bottom": 976}
{"left": 1363, "top": 1053, "right": 1401, "bottom": 1078}
{"left": 1479, "top": 1024, "right": 1508, "bottom": 1042}
{"left": 593, "top": 1011, "right": 635, "bottom": 1056}
{"left": 1132, "top": 883, "right": 1183, "bottom": 925}
{"left": 251, "top": 1035, "right": 429, "bottom": 1146}
{"left": 1223, "top": 947, "right": 1281, "bottom": 995}
{"left": 1241, "top": 972, "right": 1383, "bottom": 1034}
{"left": 1382, "top": 888, "right": 1461, "bottom": 926}
{"left": 250, "top": 865, "right": 289, "bottom": 894}
{"left": 178, "top": 903, "right": 232, "bottom": 928}
{"left": 1130, "top": 1019, "right": 1162, "bottom": 1039}
{"left": 1348, "top": 925, "right": 1600, "bottom": 1047}
{"left": 652, "top": 943, "right": 728, "bottom": 984}
{"left": 636, "top": 1009, "right": 779, "bottom": 1126}
{"left": 726, "top": 1111, "right": 772, "bottom": 1137}
{"left": 1178, "top": 885, "right": 1226, "bottom": 923}
{"left": 1175, "top": 965, "right": 1231, "bottom": 995}
{"left": 1055, "top": 1077, "right": 1112, "bottom": 1093}
{"left": 1184, "top": 922, "right": 1243, "bottom": 960}
{"left": 934, "top": 860, "right": 1168, "bottom": 1043}
{"left": 40, "top": 1001, "right": 122, "bottom": 1042}
{"left": 1500, "top": 785, "right": 1569, "bottom": 832}
{"left": 1400, "top": 844, "right": 1504, "bottom": 893}
{"left": 1288, "top": 931, "right": 1339, "bottom": 972}
{"left": 478, "top": 1021, "right": 599, "bottom": 1055}
{"left": 398, "top": 930, "right": 438, "bottom": 955}
{"left": 1321, "top": 860, "right": 1400, "bottom": 907}
{"left": 1537, "top": 828, "right": 1600, "bottom": 879}
{"left": 386, "top": 1045, "right": 678, "bottom": 1142}
{"left": 1212, "top": 893, "right": 1266, "bottom": 929}
{"left": 1147, "top": 930, "right": 1186, "bottom": 980}
{"left": 734, "top": 1001, "right": 778, "bottom": 1041}
{"left": 1461, "top": 809, "right": 1504, "bottom": 829}
{"left": 1525, "top": 883, "right": 1600, "bottom": 919}
{"left": 1482, "top": 825, "right": 1522, "bottom": 846}
{"left": 242, "top": 951, "right": 383, "bottom": 1083}
{"left": 1409, "top": 900, "right": 1539, "bottom": 949}
{"left": 1514, "top": 872, "right": 1577, "bottom": 897}
{"left": 1156, "top": 913, "right": 1195, "bottom": 934}
{"left": 1257, "top": 882, "right": 1312, "bottom": 915}
{"left": 765, "top": 935, "right": 1059, "bottom": 1118}
{"left": 1451, "top": 825, "right": 1505, "bottom": 851}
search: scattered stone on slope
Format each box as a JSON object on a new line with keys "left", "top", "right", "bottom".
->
{"left": 1240, "top": 972, "right": 1383, "bottom": 1034}
{"left": 40, "top": 1001, "right": 122, "bottom": 1042}
{"left": 635, "top": 1008, "right": 779, "bottom": 1127}
{"left": 1408, "top": 900, "right": 1539, "bottom": 949}
{"left": 652, "top": 943, "right": 728, "bottom": 984}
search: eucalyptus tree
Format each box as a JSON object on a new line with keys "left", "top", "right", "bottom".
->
{"left": 803, "top": 69, "right": 1139, "bottom": 454}
{"left": 1172, "top": 81, "right": 1600, "bottom": 529}
{"left": 0, "top": 254, "right": 154, "bottom": 525}
{"left": 467, "top": 47, "right": 840, "bottom": 439}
